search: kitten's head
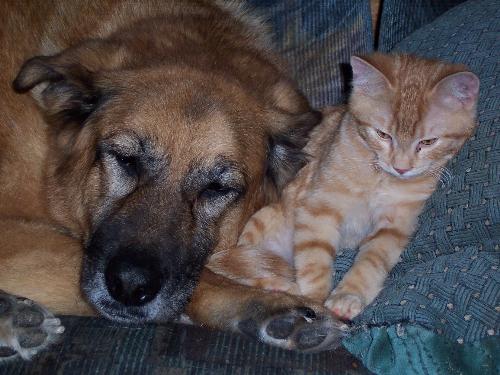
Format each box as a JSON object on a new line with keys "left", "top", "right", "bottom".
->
{"left": 349, "top": 53, "right": 479, "bottom": 179}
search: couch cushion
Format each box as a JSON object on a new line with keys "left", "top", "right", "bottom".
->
{"left": 0, "top": 316, "right": 369, "bottom": 374}
{"left": 248, "top": 0, "right": 373, "bottom": 107}
{"left": 346, "top": 324, "right": 499, "bottom": 375}
{"left": 377, "top": 0, "right": 467, "bottom": 51}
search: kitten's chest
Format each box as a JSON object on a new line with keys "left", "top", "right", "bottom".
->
{"left": 338, "top": 183, "right": 401, "bottom": 249}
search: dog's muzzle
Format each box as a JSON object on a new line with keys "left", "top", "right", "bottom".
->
{"left": 105, "top": 253, "right": 164, "bottom": 306}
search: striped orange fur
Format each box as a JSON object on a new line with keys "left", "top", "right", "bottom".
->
{"left": 208, "top": 53, "right": 479, "bottom": 320}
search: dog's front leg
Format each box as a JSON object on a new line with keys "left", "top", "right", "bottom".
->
{"left": 186, "top": 269, "right": 348, "bottom": 353}
{"left": 0, "top": 290, "right": 65, "bottom": 361}
{"left": 0, "top": 218, "right": 93, "bottom": 360}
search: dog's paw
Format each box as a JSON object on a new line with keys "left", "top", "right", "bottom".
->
{"left": 325, "top": 292, "right": 365, "bottom": 321}
{"left": 0, "top": 291, "right": 64, "bottom": 361}
{"left": 236, "top": 297, "right": 348, "bottom": 352}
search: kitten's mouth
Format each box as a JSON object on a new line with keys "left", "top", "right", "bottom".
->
{"left": 378, "top": 163, "right": 423, "bottom": 179}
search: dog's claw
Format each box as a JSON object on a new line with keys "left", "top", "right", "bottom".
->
{"left": 236, "top": 298, "right": 348, "bottom": 352}
{"left": 0, "top": 291, "right": 64, "bottom": 361}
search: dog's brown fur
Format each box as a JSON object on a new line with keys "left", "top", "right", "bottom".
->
{"left": 0, "top": 0, "right": 345, "bottom": 351}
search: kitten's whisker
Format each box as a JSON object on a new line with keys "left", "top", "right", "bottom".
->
{"left": 369, "top": 161, "right": 381, "bottom": 171}
{"left": 426, "top": 165, "right": 453, "bottom": 188}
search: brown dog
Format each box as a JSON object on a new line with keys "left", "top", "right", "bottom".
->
{"left": 0, "top": 0, "right": 345, "bottom": 360}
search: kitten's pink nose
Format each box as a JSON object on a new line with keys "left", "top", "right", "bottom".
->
{"left": 394, "top": 167, "right": 410, "bottom": 175}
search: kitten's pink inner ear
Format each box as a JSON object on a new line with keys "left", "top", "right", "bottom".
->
{"left": 432, "top": 72, "right": 479, "bottom": 111}
{"left": 350, "top": 56, "right": 390, "bottom": 94}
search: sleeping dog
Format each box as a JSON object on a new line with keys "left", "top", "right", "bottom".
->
{"left": 0, "top": 0, "right": 345, "bottom": 360}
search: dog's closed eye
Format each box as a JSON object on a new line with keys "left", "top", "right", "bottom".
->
{"left": 109, "top": 150, "right": 140, "bottom": 178}
{"left": 199, "top": 182, "right": 240, "bottom": 200}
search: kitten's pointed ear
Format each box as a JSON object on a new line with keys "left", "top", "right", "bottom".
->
{"left": 350, "top": 56, "right": 391, "bottom": 94}
{"left": 431, "top": 72, "right": 479, "bottom": 111}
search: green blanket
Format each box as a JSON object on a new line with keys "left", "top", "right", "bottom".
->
{"left": 345, "top": 325, "right": 499, "bottom": 375}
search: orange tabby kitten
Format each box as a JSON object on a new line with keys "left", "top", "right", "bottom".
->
{"left": 208, "top": 53, "right": 479, "bottom": 320}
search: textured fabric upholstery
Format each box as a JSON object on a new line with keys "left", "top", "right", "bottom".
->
{"left": 377, "top": 0, "right": 467, "bottom": 51}
{"left": 248, "top": 0, "right": 373, "bottom": 107}
{"left": 0, "top": 316, "right": 368, "bottom": 374}
{"left": 345, "top": 325, "right": 499, "bottom": 375}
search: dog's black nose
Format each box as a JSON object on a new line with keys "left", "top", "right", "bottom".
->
{"left": 105, "top": 254, "right": 163, "bottom": 306}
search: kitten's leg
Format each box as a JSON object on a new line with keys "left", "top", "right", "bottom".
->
{"left": 326, "top": 227, "right": 409, "bottom": 320}
{"left": 208, "top": 204, "right": 299, "bottom": 294}
{"left": 293, "top": 199, "right": 341, "bottom": 303}
{"left": 208, "top": 245, "right": 299, "bottom": 295}
{"left": 236, "top": 204, "right": 286, "bottom": 248}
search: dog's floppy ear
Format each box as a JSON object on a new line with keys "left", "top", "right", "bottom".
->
{"left": 13, "top": 41, "right": 124, "bottom": 126}
{"left": 265, "top": 79, "right": 321, "bottom": 192}
{"left": 266, "top": 109, "right": 321, "bottom": 190}
{"left": 13, "top": 54, "right": 103, "bottom": 125}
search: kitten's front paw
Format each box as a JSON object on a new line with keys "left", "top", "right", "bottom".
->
{"left": 325, "top": 292, "right": 365, "bottom": 321}
{"left": 0, "top": 291, "right": 64, "bottom": 361}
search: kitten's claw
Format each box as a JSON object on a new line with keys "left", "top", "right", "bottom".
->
{"left": 0, "top": 291, "right": 64, "bottom": 361}
{"left": 325, "top": 292, "right": 365, "bottom": 321}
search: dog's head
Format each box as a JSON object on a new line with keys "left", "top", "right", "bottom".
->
{"left": 13, "top": 38, "right": 320, "bottom": 322}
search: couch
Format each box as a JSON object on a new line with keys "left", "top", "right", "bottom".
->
{"left": 1, "top": 0, "right": 498, "bottom": 374}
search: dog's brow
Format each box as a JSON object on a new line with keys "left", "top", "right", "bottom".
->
{"left": 212, "top": 158, "right": 246, "bottom": 181}
{"left": 102, "top": 131, "right": 143, "bottom": 154}
{"left": 185, "top": 157, "right": 246, "bottom": 190}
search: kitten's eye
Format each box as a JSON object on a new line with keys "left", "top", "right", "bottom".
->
{"left": 200, "top": 182, "right": 238, "bottom": 200}
{"left": 419, "top": 138, "right": 438, "bottom": 146}
{"left": 416, "top": 138, "right": 438, "bottom": 152}
{"left": 376, "top": 129, "right": 392, "bottom": 141}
